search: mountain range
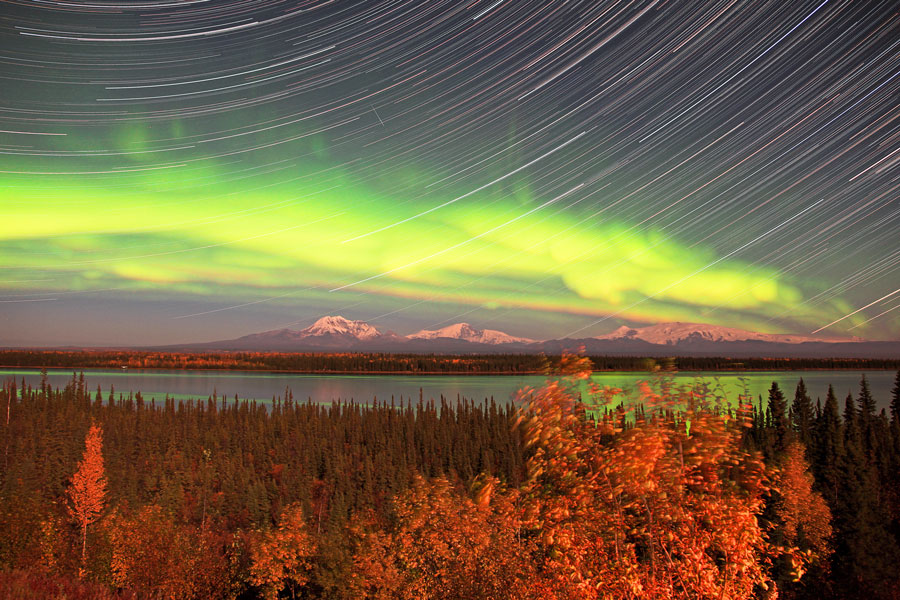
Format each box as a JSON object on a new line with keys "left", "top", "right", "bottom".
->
{"left": 409, "top": 322, "right": 534, "bottom": 345}
{"left": 172, "top": 316, "right": 899, "bottom": 358}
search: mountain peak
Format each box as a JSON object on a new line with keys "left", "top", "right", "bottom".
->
{"left": 440, "top": 323, "right": 478, "bottom": 336}
{"left": 409, "top": 322, "right": 533, "bottom": 345}
{"left": 301, "top": 315, "right": 382, "bottom": 340}
{"left": 596, "top": 321, "right": 861, "bottom": 345}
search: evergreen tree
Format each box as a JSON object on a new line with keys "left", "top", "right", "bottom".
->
{"left": 857, "top": 375, "right": 878, "bottom": 455}
{"left": 790, "top": 378, "right": 815, "bottom": 447}
{"left": 890, "top": 370, "right": 900, "bottom": 474}
{"left": 768, "top": 382, "right": 790, "bottom": 456}
{"left": 890, "top": 369, "right": 900, "bottom": 429}
{"left": 857, "top": 374, "right": 877, "bottom": 420}
{"left": 843, "top": 391, "right": 859, "bottom": 451}
{"left": 833, "top": 389, "right": 900, "bottom": 598}
{"left": 812, "top": 385, "right": 843, "bottom": 507}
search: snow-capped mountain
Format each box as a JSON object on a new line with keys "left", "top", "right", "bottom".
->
{"left": 595, "top": 322, "right": 858, "bottom": 345}
{"left": 408, "top": 323, "right": 533, "bottom": 345}
{"left": 198, "top": 317, "right": 532, "bottom": 351}
{"left": 300, "top": 316, "right": 383, "bottom": 340}
{"left": 223, "top": 315, "right": 402, "bottom": 349}
{"left": 170, "top": 317, "right": 895, "bottom": 358}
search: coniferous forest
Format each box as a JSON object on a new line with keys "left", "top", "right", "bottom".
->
{"left": 2, "top": 349, "right": 897, "bottom": 374}
{"left": 1, "top": 358, "right": 899, "bottom": 599}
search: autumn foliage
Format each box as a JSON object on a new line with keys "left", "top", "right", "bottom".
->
{"left": 342, "top": 357, "right": 776, "bottom": 599}
{"left": 514, "top": 370, "right": 772, "bottom": 599}
{"left": 107, "top": 505, "right": 231, "bottom": 599}
{"left": 2, "top": 362, "right": 898, "bottom": 598}
{"left": 349, "top": 475, "right": 540, "bottom": 599}
{"left": 771, "top": 442, "right": 833, "bottom": 579}
{"left": 67, "top": 423, "right": 107, "bottom": 574}
{"left": 249, "top": 503, "right": 316, "bottom": 599}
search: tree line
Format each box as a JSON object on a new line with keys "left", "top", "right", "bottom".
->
{"left": 0, "top": 361, "right": 898, "bottom": 598}
{"left": 2, "top": 349, "right": 897, "bottom": 373}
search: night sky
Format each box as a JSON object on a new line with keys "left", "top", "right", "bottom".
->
{"left": 1, "top": 0, "right": 898, "bottom": 346}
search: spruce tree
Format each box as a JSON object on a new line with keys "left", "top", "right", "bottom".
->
{"left": 843, "top": 391, "right": 859, "bottom": 450}
{"left": 790, "top": 378, "right": 814, "bottom": 447}
{"left": 767, "top": 382, "right": 790, "bottom": 456}
{"left": 834, "top": 389, "right": 900, "bottom": 598}
{"left": 813, "top": 385, "right": 843, "bottom": 507}
{"left": 857, "top": 374, "right": 878, "bottom": 454}
{"left": 890, "top": 369, "right": 900, "bottom": 429}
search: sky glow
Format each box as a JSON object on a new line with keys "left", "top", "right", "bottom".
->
{"left": 1, "top": 0, "right": 898, "bottom": 345}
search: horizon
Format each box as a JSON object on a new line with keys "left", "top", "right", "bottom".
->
{"left": 201, "top": 314, "right": 882, "bottom": 344}
{"left": 6, "top": 314, "right": 898, "bottom": 351}
{"left": 3, "top": 1, "right": 900, "bottom": 347}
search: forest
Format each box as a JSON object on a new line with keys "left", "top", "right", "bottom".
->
{"left": 2, "top": 349, "right": 898, "bottom": 373}
{"left": 1, "top": 358, "right": 899, "bottom": 599}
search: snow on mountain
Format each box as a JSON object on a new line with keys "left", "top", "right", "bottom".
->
{"left": 175, "top": 316, "right": 895, "bottom": 356}
{"left": 408, "top": 323, "right": 533, "bottom": 345}
{"left": 299, "top": 315, "right": 384, "bottom": 340}
{"left": 595, "top": 322, "right": 860, "bottom": 345}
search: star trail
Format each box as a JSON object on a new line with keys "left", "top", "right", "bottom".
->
{"left": 1, "top": 0, "right": 898, "bottom": 346}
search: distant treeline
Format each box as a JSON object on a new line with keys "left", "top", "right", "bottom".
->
{"left": 661, "top": 355, "right": 900, "bottom": 370}
{"left": 2, "top": 349, "right": 898, "bottom": 373}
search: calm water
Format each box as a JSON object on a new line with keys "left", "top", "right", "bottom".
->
{"left": 1, "top": 368, "right": 896, "bottom": 411}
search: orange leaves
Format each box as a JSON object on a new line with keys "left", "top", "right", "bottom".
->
{"left": 249, "top": 503, "right": 316, "bottom": 600}
{"left": 473, "top": 473, "right": 496, "bottom": 510}
{"left": 106, "top": 505, "right": 230, "bottom": 600}
{"left": 68, "top": 424, "right": 107, "bottom": 530}
{"left": 775, "top": 442, "right": 832, "bottom": 556}
{"left": 345, "top": 510, "right": 402, "bottom": 599}
{"left": 351, "top": 475, "right": 541, "bottom": 600}
{"left": 67, "top": 423, "right": 107, "bottom": 573}
{"left": 555, "top": 354, "right": 594, "bottom": 379}
{"left": 511, "top": 355, "right": 774, "bottom": 599}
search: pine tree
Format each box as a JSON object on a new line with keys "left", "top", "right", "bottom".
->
{"left": 790, "top": 378, "right": 814, "bottom": 447}
{"left": 889, "top": 370, "right": 900, "bottom": 470}
{"left": 834, "top": 388, "right": 900, "bottom": 598}
{"left": 768, "top": 382, "right": 790, "bottom": 456}
{"left": 843, "top": 391, "right": 859, "bottom": 450}
{"left": 813, "top": 385, "right": 843, "bottom": 506}
{"left": 857, "top": 375, "right": 878, "bottom": 455}
{"left": 858, "top": 375, "right": 877, "bottom": 420}
{"left": 890, "top": 369, "right": 899, "bottom": 429}
{"left": 67, "top": 423, "right": 107, "bottom": 576}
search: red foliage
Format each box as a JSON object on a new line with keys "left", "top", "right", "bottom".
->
{"left": 514, "top": 358, "right": 774, "bottom": 599}
{"left": 249, "top": 503, "right": 317, "bottom": 600}
{"left": 349, "top": 355, "right": 780, "bottom": 599}
{"left": 106, "top": 505, "right": 232, "bottom": 599}
{"left": 67, "top": 423, "right": 107, "bottom": 574}
{"left": 350, "top": 475, "right": 542, "bottom": 599}
{"left": 0, "top": 568, "right": 133, "bottom": 600}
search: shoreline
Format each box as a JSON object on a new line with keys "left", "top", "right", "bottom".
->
{"left": 2, "top": 365, "right": 897, "bottom": 375}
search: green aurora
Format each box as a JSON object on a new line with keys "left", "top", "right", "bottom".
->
{"left": 1, "top": 165, "right": 865, "bottom": 344}
{"left": 1, "top": 0, "right": 897, "bottom": 345}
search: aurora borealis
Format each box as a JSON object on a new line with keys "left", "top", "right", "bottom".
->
{"left": 1, "top": 0, "right": 898, "bottom": 346}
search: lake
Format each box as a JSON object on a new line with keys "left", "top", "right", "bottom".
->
{"left": 1, "top": 368, "right": 896, "bottom": 412}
